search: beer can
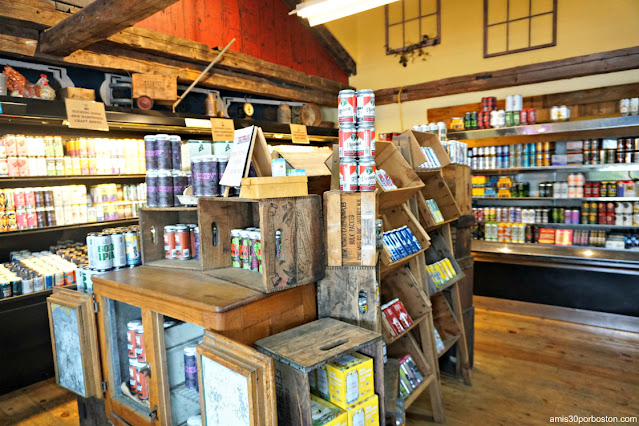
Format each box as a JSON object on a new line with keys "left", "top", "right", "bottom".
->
{"left": 127, "top": 320, "right": 141, "bottom": 359}
{"left": 164, "top": 225, "right": 177, "bottom": 259}
{"left": 240, "top": 230, "right": 251, "bottom": 270}
{"left": 339, "top": 158, "right": 358, "bottom": 192}
{"left": 357, "top": 157, "right": 376, "bottom": 192}
{"left": 230, "top": 229, "right": 242, "bottom": 267}
{"left": 157, "top": 170, "right": 174, "bottom": 207}
{"left": 339, "top": 123, "right": 357, "bottom": 157}
{"left": 128, "top": 359, "right": 139, "bottom": 395}
{"left": 356, "top": 89, "right": 375, "bottom": 123}
{"left": 111, "top": 232, "right": 127, "bottom": 268}
{"left": 124, "top": 231, "right": 141, "bottom": 266}
{"left": 357, "top": 123, "right": 375, "bottom": 157}
{"left": 90, "top": 233, "right": 113, "bottom": 270}
{"left": 338, "top": 89, "right": 357, "bottom": 124}
{"left": 174, "top": 224, "right": 191, "bottom": 260}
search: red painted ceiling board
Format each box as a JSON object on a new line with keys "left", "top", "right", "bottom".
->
{"left": 136, "top": 0, "right": 348, "bottom": 84}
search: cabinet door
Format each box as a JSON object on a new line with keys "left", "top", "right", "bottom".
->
{"left": 197, "top": 330, "right": 277, "bottom": 426}
{"left": 47, "top": 288, "right": 102, "bottom": 398}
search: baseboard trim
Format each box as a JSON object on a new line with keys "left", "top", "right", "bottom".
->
{"left": 474, "top": 295, "right": 639, "bottom": 333}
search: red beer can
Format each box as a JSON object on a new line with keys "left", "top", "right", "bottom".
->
{"left": 338, "top": 89, "right": 357, "bottom": 124}
{"left": 339, "top": 158, "right": 358, "bottom": 192}
{"left": 356, "top": 123, "right": 375, "bottom": 157}
{"left": 339, "top": 123, "right": 357, "bottom": 157}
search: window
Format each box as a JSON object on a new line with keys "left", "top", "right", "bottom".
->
{"left": 385, "top": 0, "right": 441, "bottom": 55}
{"left": 484, "top": 0, "right": 557, "bottom": 58}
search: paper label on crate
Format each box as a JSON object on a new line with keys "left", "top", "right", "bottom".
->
{"left": 210, "top": 118, "right": 235, "bottom": 141}
{"left": 65, "top": 99, "right": 109, "bottom": 131}
{"left": 219, "top": 126, "right": 256, "bottom": 188}
{"left": 345, "top": 371, "right": 359, "bottom": 404}
{"left": 289, "top": 124, "right": 310, "bottom": 144}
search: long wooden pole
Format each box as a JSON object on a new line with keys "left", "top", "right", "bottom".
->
{"left": 172, "top": 38, "right": 236, "bottom": 112}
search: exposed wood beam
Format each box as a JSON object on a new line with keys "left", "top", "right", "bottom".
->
{"left": 0, "top": 29, "right": 336, "bottom": 105}
{"left": 375, "top": 47, "right": 639, "bottom": 105}
{"left": 0, "top": 0, "right": 348, "bottom": 95}
{"left": 38, "top": 0, "right": 179, "bottom": 56}
{"left": 280, "top": 0, "right": 356, "bottom": 76}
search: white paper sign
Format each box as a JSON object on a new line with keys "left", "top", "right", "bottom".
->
{"left": 219, "top": 126, "right": 256, "bottom": 188}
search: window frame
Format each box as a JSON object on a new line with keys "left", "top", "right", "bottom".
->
{"left": 483, "top": 0, "right": 558, "bottom": 58}
{"left": 385, "top": 0, "right": 441, "bottom": 55}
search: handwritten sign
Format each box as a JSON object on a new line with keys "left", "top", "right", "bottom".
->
{"left": 289, "top": 124, "right": 310, "bottom": 144}
{"left": 65, "top": 99, "right": 109, "bottom": 131}
{"left": 219, "top": 126, "right": 256, "bottom": 189}
{"left": 211, "top": 118, "right": 236, "bottom": 142}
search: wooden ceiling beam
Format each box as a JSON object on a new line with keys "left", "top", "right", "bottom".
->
{"left": 0, "top": 0, "right": 348, "bottom": 95}
{"left": 38, "top": 0, "right": 179, "bottom": 56}
{"left": 280, "top": 0, "right": 357, "bottom": 76}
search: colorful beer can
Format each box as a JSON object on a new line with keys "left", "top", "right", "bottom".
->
{"left": 357, "top": 123, "right": 375, "bottom": 157}
{"left": 357, "top": 157, "right": 376, "bottom": 192}
{"left": 174, "top": 224, "right": 191, "bottom": 260}
{"left": 356, "top": 89, "right": 375, "bottom": 123}
{"left": 125, "top": 231, "right": 141, "bottom": 266}
{"left": 111, "top": 232, "right": 127, "bottom": 268}
{"left": 338, "top": 89, "right": 357, "bottom": 124}
{"left": 339, "top": 123, "right": 358, "bottom": 158}
{"left": 339, "top": 158, "right": 358, "bottom": 192}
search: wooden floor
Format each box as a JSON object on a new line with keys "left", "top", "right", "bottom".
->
{"left": 1, "top": 308, "right": 638, "bottom": 425}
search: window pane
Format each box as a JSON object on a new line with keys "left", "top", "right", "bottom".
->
{"left": 404, "top": 0, "right": 419, "bottom": 21}
{"left": 531, "top": 0, "right": 554, "bottom": 15}
{"left": 508, "top": 0, "right": 530, "bottom": 21}
{"left": 487, "top": 0, "right": 508, "bottom": 24}
{"left": 421, "top": 14, "right": 438, "bottom": 40}
{"left": 388, "top": 24, "right": 404, "bottom": 51}
{"left": 486, "top": 23, "right": 507, "bottom": 55}
{"left": 387, "top": 2, "right": 403, "bottom": 25}
{"left": 405, "top": 19, "right": 420, "bottom": 47}
{"left": 509, "top": 18, "right": 529, "bottom": 50}
{"left": 530, "top": 13, "right": 554, "bottom": 45}
{"left": 421, "top": 0, "right": 438, "bottom": 15}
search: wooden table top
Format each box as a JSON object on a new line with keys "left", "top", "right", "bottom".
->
{"left": 92, "top": 266, "right": 266, "bottom": 313}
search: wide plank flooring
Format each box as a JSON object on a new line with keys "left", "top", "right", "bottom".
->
{"left": 1, "top": 308, "right": 637, "bottom": 425}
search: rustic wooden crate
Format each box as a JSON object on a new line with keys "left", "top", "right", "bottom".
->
{"left": 393, "top": 130, "right": 451, "bottom": 168}
{"left": 415, "top": 170, "right": 461, "bottom": 231}
{"left": 380, "top": 267, "right": 432, "bottom": 345}
{"left": 198, "top": 196, "right": 324, "bottom": 293}
{"left": 239, "top": 176, "right": 308, "bottom": 199}
{"left": 271, "top": 150, "right": 333, "bottom": 195}
{"left": 442, "top": 164, "right": 472, "bottom": 215}
{"left": 384, "top": 359, "right": 400, "bottom": 426}
{"left": 139, "top": 206, "right": 200, "bottom": 270}
{"left": 424, "top": 226, "right": 465, "bottom": 295}
{"left": 254, "top": 318, "right": 386, "bottom": 426}
{"left": 379, "top": 202, "right": 430, "bottom": 279}
{"left": 324, "top": 190, "right": 377, "bottom": 266}
{"left": 131, "top": 73, "right": 177, "bottom": 101}
{"left": 375, "top": 141, "right": 425, "bottom": 211}
{"left": 450, "top": 214, "right": 475, "bottom": 260}
{"left": 430, "top": 292, "right": 462, "bottom": 357}
{"left": 57, "top": 87, "right": 95, "bottom": 100}
{"left": 317, "top": 266, "right": 380, "bottom": 333}
{"left": 385, "top": 330, "right": 435, "bottom": 405}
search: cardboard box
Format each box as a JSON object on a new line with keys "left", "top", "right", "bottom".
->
{"left": 346, "top": 394, "right": 379, "bottom": 426}
{"left": 538, "top": 228, "right": 556, "bottom": 245}
{"left": 311, "top": 394, "right": 348, "bottom": 426}
{"left": 325, "top": 353, "right": 375, "bottom": 409}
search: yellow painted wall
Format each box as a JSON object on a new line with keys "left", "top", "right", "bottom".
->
{"left": 325, "top": 0, "right": 639, "bottom": 133}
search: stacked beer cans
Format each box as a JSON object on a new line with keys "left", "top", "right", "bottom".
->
{"left": 382, "top": 226, "right": 422, "bottom": 261}
{"left": 126, "top": 319, "right": 150, "bottom": 400}
{"left": 426, "top": 258, "right": 458, "bottom": 288}
{"left": 0, "top": 250, "right": 78, "bottom": 299}
{"left": 338, "top": 89, "right": 377, "bottom": 192}
{"left": 144, "top": 134, "right": 190, "bottom": 207}
{"left": 80, "top": 226, "right": 141, "bottom": 294}
{"left": 191, "top": 156, "right": 229, "bottom": 197}
{"left": 163, "top": 224, "right": 200, "bottom": 261}
{"left": 230, "top": 228, "right": 264, "bottom": 273}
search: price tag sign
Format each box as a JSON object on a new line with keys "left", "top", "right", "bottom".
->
{"left": 65, "top": 99, "right": 109, "bottom": 131}
{"left": 289, "top": 123, "right": 310, "bottom": 144}
{"left": 211, "top": 118, "right": 236, "bottom": 142}
{"left": 219, "top": 126, "right": 256, "bottom": 188}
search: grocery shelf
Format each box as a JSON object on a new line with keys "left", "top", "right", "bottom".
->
{"left": 472, "top": 240, "right": 639, "bottom": 265}
{"left": 0, "top": 218, "right": 138, "bottom": 237}
{"left": 473, "top": 197, "right": 639, "bottom": 202}
{"left": 449, "top": 114, "right": 639, "bottom": 140}
{"left": 437, "top": 335, "right": 460, "bottom": 359}
{"left": 384, "top": 314, "right": 428, "bottom": 345}
{"left": 0, "top": 174, "right": 146, "bottom": 187}
{"left": 476, "top": 221, "right": 638, "bottom": 230}
{"left": 404, "top": 373, "right": 435, "bottom": 408}
{"left": 471, "top": 163, "right": 639, "bottom": 175}
{"left": 0, "top": 284, "right": 75, "bottom": 304}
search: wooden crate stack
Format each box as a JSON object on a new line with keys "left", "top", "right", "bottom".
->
{"left": 318, "top": 141, "right": 447, "bottom": 424}
{"left": 393, "top": 130, "right": 473, "bottom": 385}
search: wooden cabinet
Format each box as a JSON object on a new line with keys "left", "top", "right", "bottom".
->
{"left": 48, "top": 267, "right": 316, "bottom": 425}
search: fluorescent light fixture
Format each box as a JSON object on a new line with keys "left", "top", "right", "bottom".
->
{"left": 290, "top": 0, "right": 400, "bottom": 26}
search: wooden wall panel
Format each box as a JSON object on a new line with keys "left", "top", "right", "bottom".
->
{"left": 136, "top": 0, "right": 348, "bottom": 84}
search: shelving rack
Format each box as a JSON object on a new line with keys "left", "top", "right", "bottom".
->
{"left": 455, "top": 114, "right": 639, "bottom": 318}
{"left": 0, "top": 97, "right": 338, "bottom": 395}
